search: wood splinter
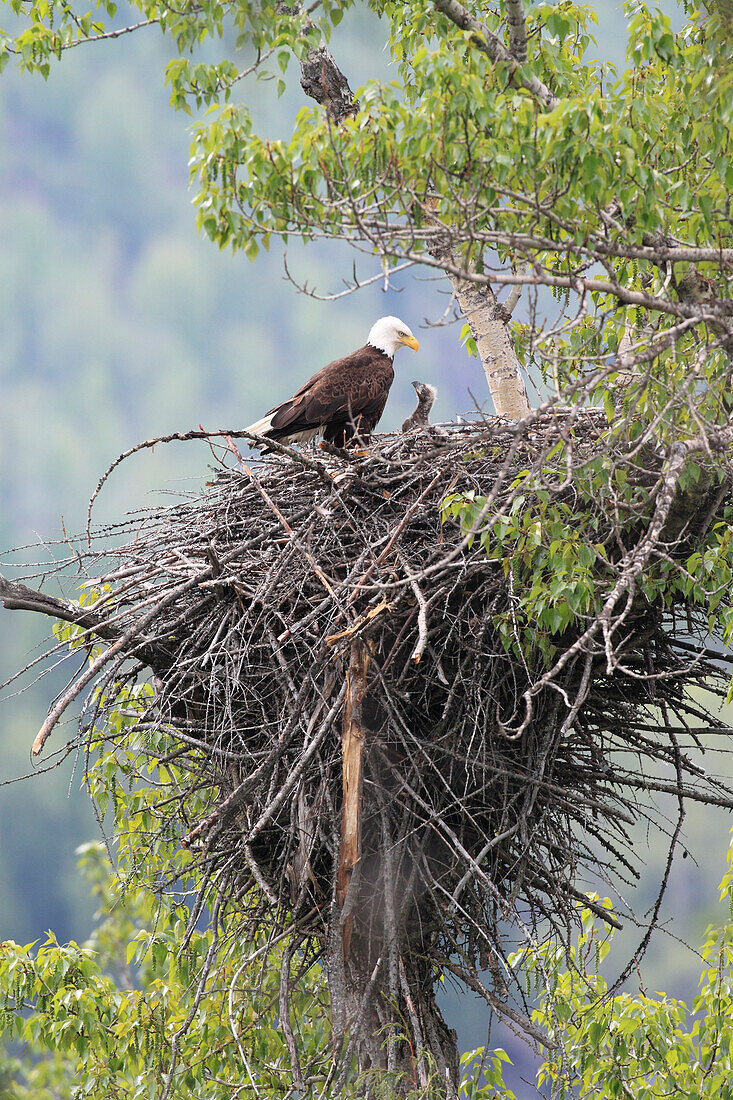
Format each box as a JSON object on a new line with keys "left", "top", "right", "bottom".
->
{"left": 337, "top": 637, "right": 370, "bottom": 961}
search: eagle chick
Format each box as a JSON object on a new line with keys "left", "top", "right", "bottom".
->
{"left": 402, "top": 381, "right": 437, "bottom": 433}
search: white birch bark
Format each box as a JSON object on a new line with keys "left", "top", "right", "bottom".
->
{"left": 451, "top": 269, "right": 530, "bottom": 419}
{"left": 426, "top": 203, "right": 530, "bottom": 419}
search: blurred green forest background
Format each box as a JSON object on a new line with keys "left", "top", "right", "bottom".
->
{"left": 0, "top": 0, "right": 731, "bottom": 1072}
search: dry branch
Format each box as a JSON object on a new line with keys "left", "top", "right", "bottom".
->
{"left": 338, "top": 637, "right": 370, "bottom": 961}
{"left": 299, "top": 44, "right": 358, "bottom": 123}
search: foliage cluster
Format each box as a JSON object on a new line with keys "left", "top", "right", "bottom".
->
{"left": 442, "top": 452, "right": 733, "bottom": 664}
{"left": 527, "top": 851, "right": 733, "bottom": 1100}
{"left": 186, "top": 0, "right": 730, "bottom": 263}
{"left": 3, "top": 2, "right": 730, "bottom": 267}
{"left": 0, "top": 695, "right": 332, "bottom": 1099}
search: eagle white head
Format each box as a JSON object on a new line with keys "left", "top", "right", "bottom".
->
{"left": 367, "top": 316, "right": 419, "bottom": 358}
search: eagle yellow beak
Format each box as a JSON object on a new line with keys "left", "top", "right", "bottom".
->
{"left": 402, "top": 334, "right": 419, "bottom": 352}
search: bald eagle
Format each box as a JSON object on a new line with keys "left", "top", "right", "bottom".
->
{"left": 246, "top": 316, "right": 419, "bottom": 447}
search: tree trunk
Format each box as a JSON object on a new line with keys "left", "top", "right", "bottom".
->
{"left": 426, "top": 201, "right": 530, "bottom": 418}
{"left": 326, "top": 638, "right": 460, "bottom": 1097}
{"left": 451, "top": 271, "right": 530, "bottom": 419}
{"left": 326, "top": 921, "right": 460, "bottom": 1097}
{"left": 326, "top": 843, "right": 460, "bottom": 1097}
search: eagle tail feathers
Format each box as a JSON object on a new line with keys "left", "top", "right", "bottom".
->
{"left": 245, "top": 414, "right": 275, "bottom": 438}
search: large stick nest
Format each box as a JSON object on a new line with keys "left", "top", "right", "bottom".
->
{"left": 5, "top": 412, "right": 733, "bottom": 1057}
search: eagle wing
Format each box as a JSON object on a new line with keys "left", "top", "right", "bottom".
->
{"left": 267, "top": 346, "right": 394, "bottom": 440}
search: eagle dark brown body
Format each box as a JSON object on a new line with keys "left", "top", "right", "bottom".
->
{"left": 245, "top": 316, "right": 419, "bottom": 447}
{"left": 266, "top": 345, "right": 394, "bottom": 446}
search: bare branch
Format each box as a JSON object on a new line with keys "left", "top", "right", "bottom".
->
{"left": 0, "top": 575, "right": 107, "bottom": 636}
{"left": 2, "top": 17, "right": 160, "bottom": 56}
